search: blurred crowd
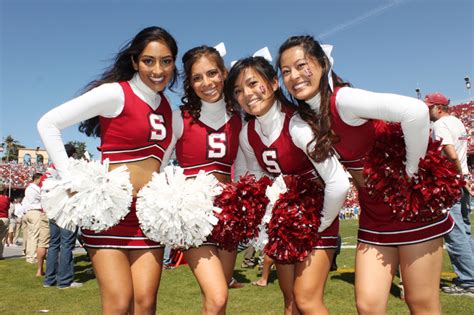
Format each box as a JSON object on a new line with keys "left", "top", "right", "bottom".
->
{"left": 0, "top": 163, "right": 48, "bottom": 189}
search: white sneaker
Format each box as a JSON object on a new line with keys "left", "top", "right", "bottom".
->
{"left": 58, "top": 282, "right": 83, "bottom": 289}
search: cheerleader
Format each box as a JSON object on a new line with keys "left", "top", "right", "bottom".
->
{"left": 226, "top": 56, "right": 349, "bottom": 315}
{"left": 37, "top": 27, "right": 178, "bottom": 314}
{"left": 162, "top": 45, "right": 242, "bottom": 314}
{"left": 277, "top": 35, "right": 454, "bottom": 315}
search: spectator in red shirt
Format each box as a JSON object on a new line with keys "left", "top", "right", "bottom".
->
{"left": 0, "top": 185, "right": 11, "bottom": 259}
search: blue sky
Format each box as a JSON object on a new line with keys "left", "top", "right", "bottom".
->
{"left": 1, "top": 0, "right": 472, "bottom": 158}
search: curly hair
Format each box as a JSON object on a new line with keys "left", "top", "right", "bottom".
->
{"left": 180, "top": 45, "right": 233, "bottom": 123}
{"left": 276, "top": 35, "right": 351, "bottom": 162}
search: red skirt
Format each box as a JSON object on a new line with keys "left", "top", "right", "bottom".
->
{"left": 357, "top": 187, "right": 454, "bottom": 246}
{"left": 313, "top": 218, "right": 339, "bottom": 249}
{"left": 81, "top": 199, "right": 163, "bottom": 249}
{"left": 181, "top": 238, "right": 219, "bottom": 251}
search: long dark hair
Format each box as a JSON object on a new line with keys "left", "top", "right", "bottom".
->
{"left": 78, "top": 26, "right": 178, "bottom": 137}
{"left": 180, "top": 45, "right": 232, "bottom": 123}
{"left": 224, "top": 56, "right": 294, "bottom": 120}
{"left": 276, "top": 35, "right": 351, "bottom": 162}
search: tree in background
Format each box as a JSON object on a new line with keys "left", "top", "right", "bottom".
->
{"left": 1, "top": 135, "right": 25, "bottom": 162}
{"left": 65, "top": 140, "right": 93, "bottom": 159}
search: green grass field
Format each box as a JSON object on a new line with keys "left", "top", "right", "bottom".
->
{"left": 1, "top": 219, "right": 473, "bottom": 314}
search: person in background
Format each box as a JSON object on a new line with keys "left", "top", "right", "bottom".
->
{"left": 252, "top": 254, "right": 275, "bottom": 287}
{"left": 14, "top": 197, "right": 27, "bottom": 251}
{"left": 43, "top": 144, "right": 82, "bottom": 289}
{"left": 5, "top": 198, "right": 20, "bottom": 247}
{"left": 162, "top": 246, "right": 174, "bottom": 269}
{"left": 241, "top": 245, "right": 257, "bottom": 268}
{"left": 425, "top": 92, "right": 474, "bottom": 296}
{"left": 22, "top": 173, "right": 49, "bottom": 276}
{"left": 0, "top": 186, "right": 10, "bottom": 259}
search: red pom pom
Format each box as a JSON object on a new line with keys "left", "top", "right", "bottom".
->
{"left": 212, "top": 175, "right": 272, "bottom": 251}
{"left": 264, "top": 176, "right": 324, "bottom": 263}
{"left": 364, "top": 123, "right": 464, "bottom": 222}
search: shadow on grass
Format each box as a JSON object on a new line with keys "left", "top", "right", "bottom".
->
{"left": 330, "top": 271, "right": 355, "bottom": 286}
{"left": 73, "top": 254, "right": 95, "bottom": 284}
{"left": 330, "top": 271, "right": 402, "bottom": 299}
{"left": 3, "top": 254, "right": 25, "bottom": 260}
{"left": 252, "top": 270, "right": 278, "bottom": 286}
{"left": 234, "top": 268, "right": 278, "bottom": 286}
{"left": 265, "top": 271, "right": 278, "bottom": 285}
{"left": 233, "top": 269, "right": 251, "bottom": 284}
{"left": 74, "top": 253, "right": 91, "bottom": 264}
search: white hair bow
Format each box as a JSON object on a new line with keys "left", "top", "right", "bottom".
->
{"left": 214, "top": 42, "right": 226, "bottom": 57}
{"left": 230, "top": 46, "right": 273, "bottom": 67}
{"left": 253, "top": 46, "right": 272, "bottom": 62}
{"left": 321, "top": 44, "right": 334, "bottom": 92}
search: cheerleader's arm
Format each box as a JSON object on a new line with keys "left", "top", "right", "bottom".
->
{"left": 290, "top": 116, "right": 350, "bottom": 232}
{"left": 37, "top": 83, "right": 124, "bottom": 176}
{"left": 233, "top": 124, "right": 267, "bottom": 181}
{"left": 336, "top": 87, "right": 429, "bottom": 177}
{"left": 160, "top": 109, "right": 184, "bottom": 170}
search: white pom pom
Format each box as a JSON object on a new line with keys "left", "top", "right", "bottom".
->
{"left": 41, "top": 168, "right": 77, "bottom": 231}
{"left": 136, "top": 166, "right": 222, "bottom": 248}
{"left": 248, "top": 175, "right": 287, "bottom": 251}
{"left": 265, "top": 175, "right": 287, "bottom": 209}
{"left": 41, "top": 158, "right": 133, "bottom": 232}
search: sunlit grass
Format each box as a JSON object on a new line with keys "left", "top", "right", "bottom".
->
{"left": 1, "top": 219, "right": 472, "bottom": 314}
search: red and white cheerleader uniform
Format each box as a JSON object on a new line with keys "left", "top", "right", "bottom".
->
{"left": 38, "top": 73, "right": 173, "bottom": 249}
{"left": 173, "top": 99, "right": 241, "bottom": 178}
{"left": 306, "top": 86, "right": 454, "bottom": 246}
{"left": 163, "top": 98, "right": 242, "bottom": 246}
{"left": 235, "top": 101, "right": 349, "bottom": 248}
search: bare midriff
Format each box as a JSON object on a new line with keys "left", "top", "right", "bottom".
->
{"left": 213, "top": 173, "right": 231, "bottom": 184}
{"left": 109, "top": 158, "right": 161, "bottom": 196}
{"left": 109, "top": 158, "right": 233, "bottom": 196}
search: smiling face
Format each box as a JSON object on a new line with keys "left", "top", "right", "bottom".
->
{"left": 132, "top": 40, "right": 175, "bottom": 93}
{"left": 233, "top": 67, "right": 278, "bottom": 117}
{"left": 279, "top": 45, "right": 323, "bottom": 101}
{"left": 190, "top": 55, "right": 226, "bottom": 103}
